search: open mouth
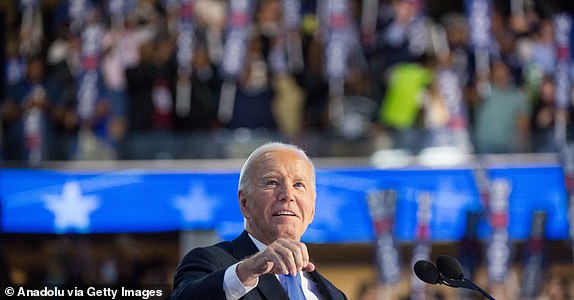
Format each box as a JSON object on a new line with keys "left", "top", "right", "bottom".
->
{"left": 272, "top": 210, "right": 297, "bottom": 217}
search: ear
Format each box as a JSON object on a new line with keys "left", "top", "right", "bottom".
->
{"left": 238, "top": 190, "right": 250, "bottom": 219}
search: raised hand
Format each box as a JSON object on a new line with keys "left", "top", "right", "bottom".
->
{"left": 236, "top": 238, "right": 316, "bottom": 286}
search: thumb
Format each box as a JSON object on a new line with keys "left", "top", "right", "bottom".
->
{"left": 261, "top": 260, "right": 275, "bottom": 274}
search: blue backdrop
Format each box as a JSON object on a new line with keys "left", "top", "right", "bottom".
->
{"left": 1, "top": 161, "right": 569, "bottom": 243}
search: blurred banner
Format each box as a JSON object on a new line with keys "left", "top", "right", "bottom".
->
{"left": 75, "top": 3, "right": 104, "bottom": 122}
{"left": 368, "top": 189, "right": 402, "bottom": 285}
{"left": 0, "top": 162, "right": 569, "bottom": 243}
{"left": 217, "top": 0, "right": 254, "bottom": 123}
{"left": 457, "top": 210, "right": 483, "bottom": 299}
{"left": 19, "top": 0, "right": 43, "bottom": 57}
{"left": 176, "top": 0, "right": 195, "bottom": 76}
{"left": 322, "top": 0, "right": 350, "bottom": 83}
{"left": 436, "top": 68, "right": 471, "bottom": 151}
{"left": 485, "top": 179, "right": 512, "bottom": 283}
{"left": 360, "top": 0, "right": 378, "bottom": 46}
{"left": 281, "top": 0, "right": 303, "bottom": 72}
{"left": 23, "top": 102, "right": 44, "bottom": 165}
{"left": 409, "top": 191, "right": 432, "bottom": 299}
{"left": 553, "top": 13, "right": 572, "bottom": 110}
{"left": 553, "top": 13, "right": 572, "bottom": 146}
{"left": 175, "top": 0, "right": 195, "bottom": 117}
{"left": 559, "top": 143, "right": 574, "bottom": 268}
{"left": 406, "top": 0, "right": 427, "bottom": 57}
{"left": 464, "top": 0, "right": 493, "bottom": 81}
{"left": 321, "top": 0, "right": 351, "bottom": 124}
{"left": 20, "top": 0, "right": 44, "bottom": 165}
{"left": 219, "top": 0, "right": 253, "bottom": 80}
{"left": 520, "top": 210, "right": 547, "bottom": 298}
{"left": 464, "top": 0, "right": 492, "bottom": 50}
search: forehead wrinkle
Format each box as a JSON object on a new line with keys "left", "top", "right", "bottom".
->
{"left": 251, "top": 150, "right": 314, "bottom": 183}
{"left": 258, "top": 170, "right": 280, "bottom": 181}
{"left": 250, "top": 154, "right": 280, "bottom": 184}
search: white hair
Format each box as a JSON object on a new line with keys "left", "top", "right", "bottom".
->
{"left": 238, "top": 142, "right": 315, "bottom": 191}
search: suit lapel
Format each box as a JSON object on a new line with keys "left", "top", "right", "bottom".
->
{"left": 256, "top": 274, "right": 289, "bottom": 300}
{"left": 309, "top": 270, "right": 347, "bottom": 300}
{"left": 230, "top": 231, "right": 259, "bottom": 260}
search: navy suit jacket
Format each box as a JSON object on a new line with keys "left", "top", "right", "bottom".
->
{"left": 171, "top": 231, "right": 347, "bottom": 300}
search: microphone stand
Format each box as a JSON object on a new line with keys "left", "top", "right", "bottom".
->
{"left": 440, "top": 277, "right": 495, "bottom": 300}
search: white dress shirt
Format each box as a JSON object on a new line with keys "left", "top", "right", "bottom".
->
{"left": 223, "top": 233, "right": 321, "bottom": 300}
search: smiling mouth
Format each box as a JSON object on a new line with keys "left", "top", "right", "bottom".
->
{"left": 272, "top": 210, "right": 297, "bottom": 217}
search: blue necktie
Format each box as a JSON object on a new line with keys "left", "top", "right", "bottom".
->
{"left": 280, "top": 273, "right": 306, "bottom": 300}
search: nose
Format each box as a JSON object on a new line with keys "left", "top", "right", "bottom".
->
{"left": 278, "top": 184, "right": 295, "bottom": 202}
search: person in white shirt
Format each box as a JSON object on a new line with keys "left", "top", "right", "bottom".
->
{"left": 171, "top": 142, "right": 347, "bottom": 300}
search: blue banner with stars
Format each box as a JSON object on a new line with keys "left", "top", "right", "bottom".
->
{"left": 0, "top": 162, "right": 569, "bottom": 243}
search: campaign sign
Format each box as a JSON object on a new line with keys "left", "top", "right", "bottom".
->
{"left": 0, "top": 162, "right": 569, "bottom": 244}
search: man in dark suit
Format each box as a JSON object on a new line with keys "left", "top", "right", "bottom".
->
{"left": 171, "top": 142, "right": 347, "bottom": 299}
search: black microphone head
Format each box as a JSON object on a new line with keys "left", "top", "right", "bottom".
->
{"left": 436, "top": 255, "right": 464, "bottom": 280}
{"left": 414, "top": 260, "right": 441, "bottom": 284}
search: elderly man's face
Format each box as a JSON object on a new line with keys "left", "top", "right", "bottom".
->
{"left": 239, "top": 149, "right": 316, "bottom": 245}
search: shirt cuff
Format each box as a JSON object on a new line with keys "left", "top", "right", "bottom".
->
{"left": 223, "top": 262, "right": 258, "bottom": 300}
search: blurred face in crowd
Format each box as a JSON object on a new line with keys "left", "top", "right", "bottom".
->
{"left": 538, "top": 20, "right": 554, "bottom": 43}
{"left": 192, "top": 46, "right": 210, "bottom": 70}
{"left": 138, "top": 40, "right": 156, "bottom": 63}
{"left": 27, "top": 58, "right": 44, "bottom": 83}
{"left": 540, "top": 77, "right": 555, "bottom": 104}
{"left": 491, "top": 61, "right": 511, "bottom": 88}
{"left": 256, "top": 0, "right": 281, "bottom": 35}
{"left": 393, "top": 0, "right": 417, "bottom": 25}
{"left": 445, "top": 15, "right": 469, "bottom": 47}
{"left": 239, "top": 148, "right": 316, "bottom": 245}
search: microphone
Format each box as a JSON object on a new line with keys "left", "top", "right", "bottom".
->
{"left": 413, "top": 256, "right": 496, "bottom": 300}
{"left": 436, "top": 255, "right": 464, "bottom": 279}
{"left": 413, "top": 260, "right": 462, "bottom": 289}
{"left": 435, "top": 255, "right": 495, "bottom": 300}
{"left": 413, "top": 260, "right": 441, "bottom": 285}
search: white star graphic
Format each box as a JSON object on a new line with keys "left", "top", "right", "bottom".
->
{"left": 173, "top": 183, "right": 219, "bottom": 223}
{"left": 44, "top": 181, "right": 100, "bottom": 233}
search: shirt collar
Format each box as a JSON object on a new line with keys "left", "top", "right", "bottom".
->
{"left": 247, "top": 232, "right": 267, "bottom": 251}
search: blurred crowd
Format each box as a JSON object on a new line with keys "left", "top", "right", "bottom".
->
{"left": 3, "top": 2, "right": 574, "bottom": 299}
{"left": 3, "top": 234, "right": 176, "bottom": 291}
{"left": 1, "top": 0, "right": 574, "bottom": 162}
{"left": 3, "top": 233, "right": 574, "bottom": 300}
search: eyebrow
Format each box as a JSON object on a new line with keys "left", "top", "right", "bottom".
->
{"left": 259, "top": 171, "right": 308, "bottom": 182}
